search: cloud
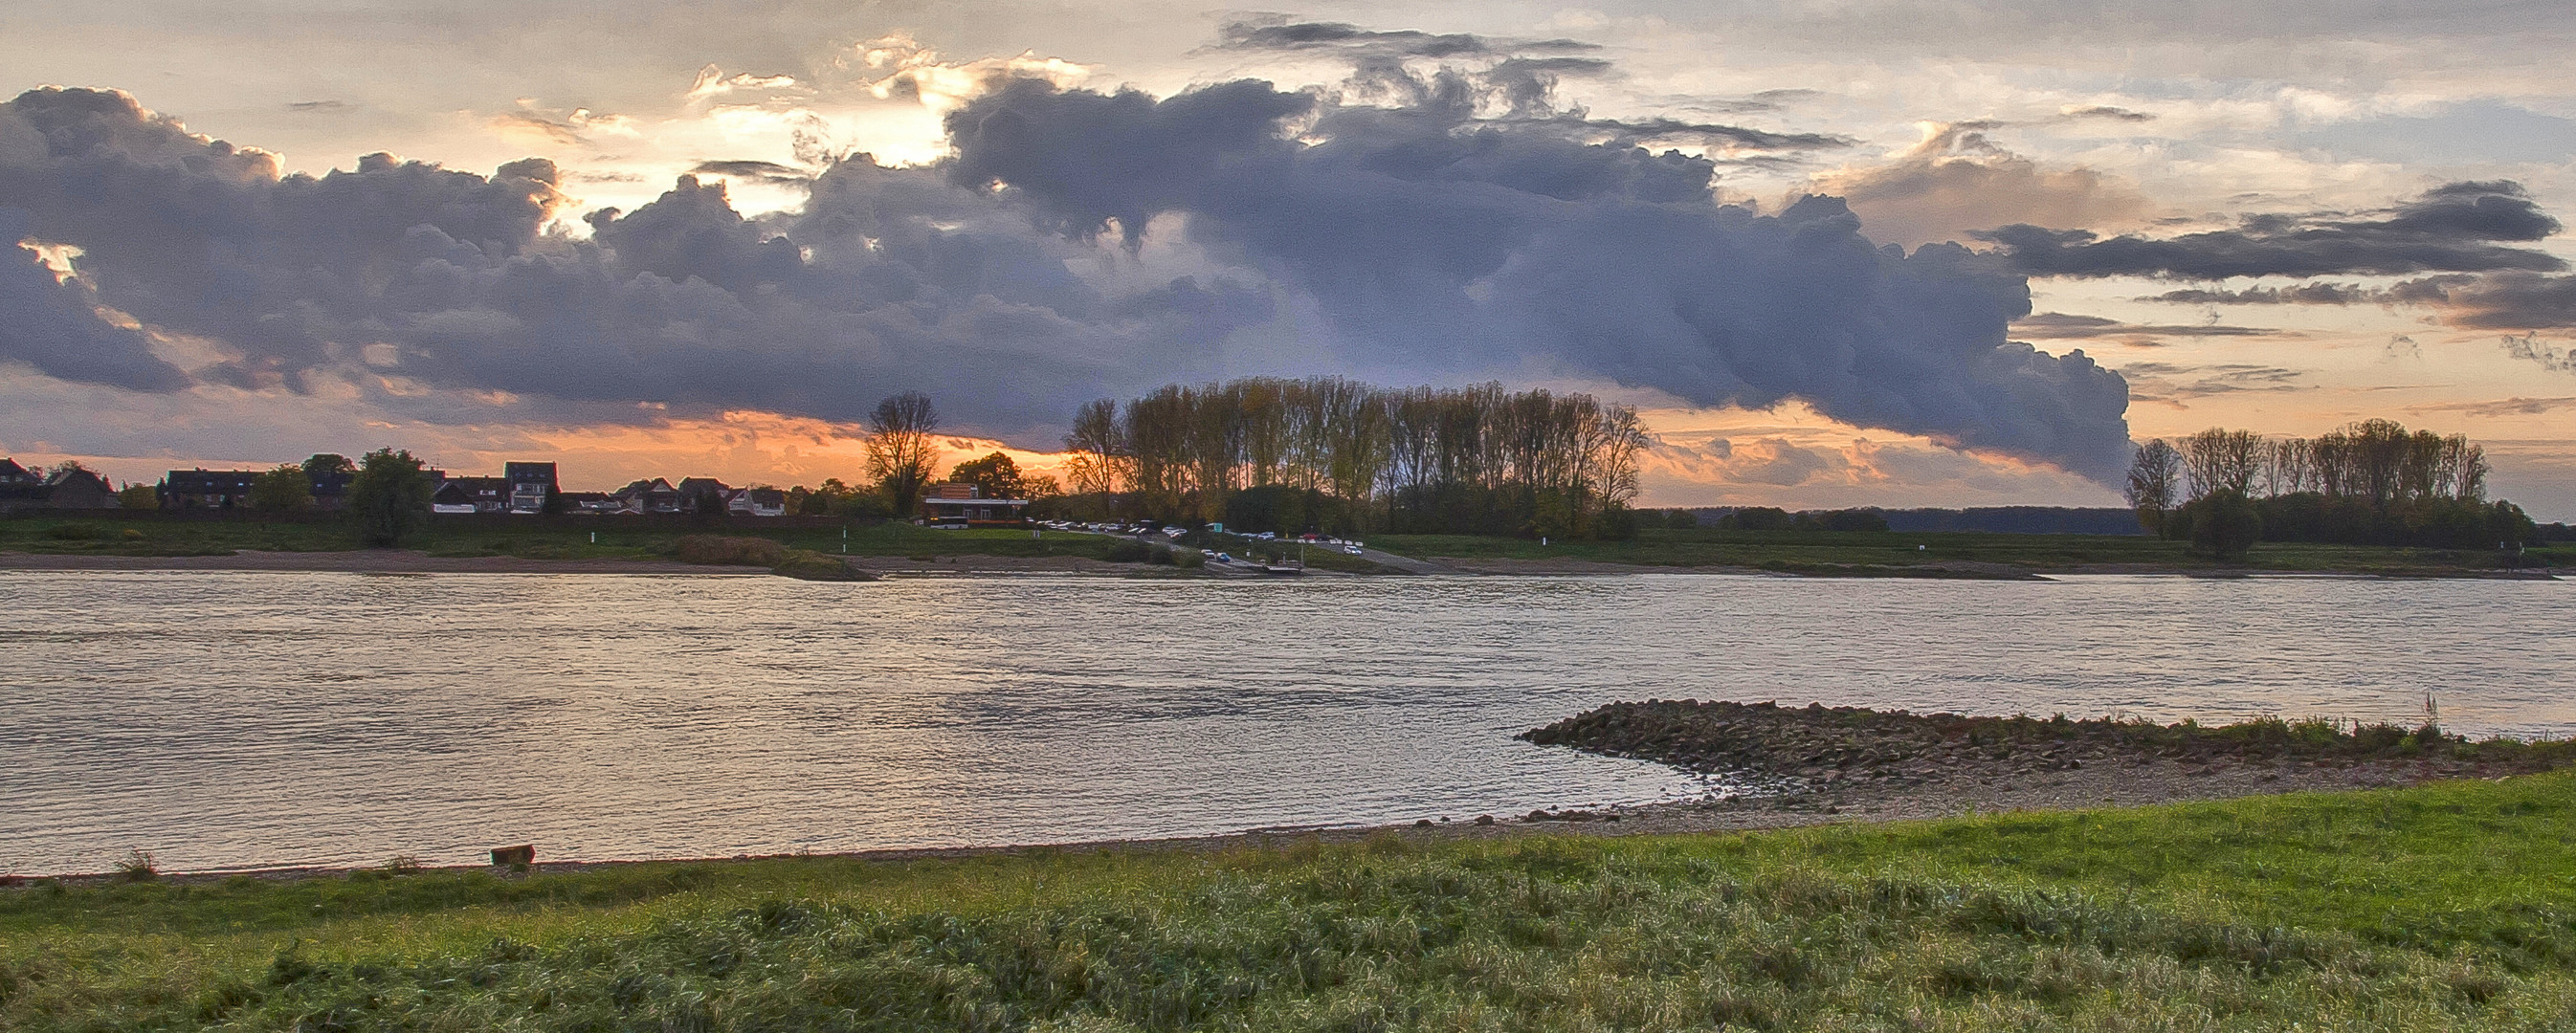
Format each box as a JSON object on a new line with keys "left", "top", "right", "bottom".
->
{"left": 0, "top": 70, "right": 2136, "bottom": 481}
{"left": 2060, "top": 105, "right": 2154, "bottom": 121}
{"left": 1979, "top": 181, "right": 2565, "bottom": 279}
{"left": 947, "top": 75, "right": 2135, "bottom": 479}
{"left": 688, "top": 159, "right": 815, "bottom": 187}
{"left": 2139, "top": 282, "right": 2392, "bottom": 305}
{"left": 2, "top": 215, "right": 190, "bottom": 391}
{"left": 0, "top": 86, "right": 1275, "bottom": 442}
{"left": 2117, "top": 362, "right": 2306, "bottom": 406}
{"left": 2405, "top": 272, "right": 2576, "bottom": 329}
{"left": 2407, "top": 396, "right": 2576, "bottom": 418}
{"left": 2010, "top": 312, "right": 2280, "bottom": 339}
{"left": 1814, "top": 121, "right": 2153, "bottom": 248}
{"left": 1215, "top": 17, "right": 1599, "bottom": 60}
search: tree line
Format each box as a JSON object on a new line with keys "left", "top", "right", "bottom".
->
{"left": 2124, "top": 419, "right": 2536, "bottom": 558}
{"left": 1055, "top": 377, "right": 1651, "bottom": 538}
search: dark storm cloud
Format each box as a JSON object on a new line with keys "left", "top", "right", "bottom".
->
{"left": 0, "top": 211, "right": 189, "bottom": 390}
{"left": 1979, "top": 181, "right": 2565, "bottom": 279}
{"left": 0, "top": 73, "right": 2131, "bottom": 479}
{"left": 0, "top": 86, "right": 1272, "bottom": 437}
{"left": 946, "top": 77, "right": 2134, "bottom": 479}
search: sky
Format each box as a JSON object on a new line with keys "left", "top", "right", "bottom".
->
{"left": 2, "top": 1, "right": 2573, "bottom": 516}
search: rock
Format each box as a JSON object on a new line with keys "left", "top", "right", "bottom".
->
{"left": 490, "top": 845, "right": 535, "bottom": 867}
{"left": 1473, "top": 814, "right": 1496, "bottom": 826}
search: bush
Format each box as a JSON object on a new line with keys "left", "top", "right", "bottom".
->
{"left": 674, "top": 536, "right": 788, "bottom": 566}
{"left": 2187, "top": 490, "right": 2263, "bottom": 561}
{"left": 771, "top": 549, "right": 870, "bottom": 582}
{"left": 42, "top": 523, "right": 99, "bottom": 540}
{"left": 1104, "top": 539, "right": 1155, "bottom": 563}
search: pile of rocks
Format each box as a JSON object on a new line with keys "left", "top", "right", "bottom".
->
{"left": 1521, "top": 699, "right": 2575, "bottom": 791}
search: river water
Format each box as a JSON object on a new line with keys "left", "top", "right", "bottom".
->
{"left": 2, "top": 570, "right": 2569, "bottom": 873}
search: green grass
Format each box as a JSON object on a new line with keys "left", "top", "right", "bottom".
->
{"left": 1370, "top": 526, "right": 2555, "bottom": 575}
{"left": 9, "top": 775, "right": 2576, "bottom": 1030}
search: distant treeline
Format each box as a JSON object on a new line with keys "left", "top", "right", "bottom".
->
{"left": 1879, "top": 507, "right": 2147, "bottom": 535}
{"left": 2125, "top": 420, "right": 2536, "bottom": 557}
{"left": 1060, "top": 378, "right": 1649, "bottom": 538}
{"left": 1634, "top": 507, "right": 2149, "bottom": 535}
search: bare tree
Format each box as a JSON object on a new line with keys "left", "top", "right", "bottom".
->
{"left": 2124, "top": 438, "right": 2182, "bottom": 536}
{"left": 865, "top": 391, "right": 942, "bottom": 517}
{"left": 2180, "top": 429, "right": 2261, "bottom": 499}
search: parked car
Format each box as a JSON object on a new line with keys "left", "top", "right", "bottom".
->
{"left": 1343, "top": 545, "right": 1363, "bottom": 555}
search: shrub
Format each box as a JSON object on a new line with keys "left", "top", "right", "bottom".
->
{"left": 1104, "top": 539, "right": 1155, "bottom": 563}
{"left": 43, "top": 523, "right": 99, "bottom": 540}
{"left": 116, "top": 848, "right": 157, "bottom": 882}
{"left": 771, "top": 549, "right": 870, "bottom": 582}
{"left": 674, "top": 536, "right": 788, "bottom": 566}
{"left": 2186, "top": 489, "right": 2262, "bottom": 561}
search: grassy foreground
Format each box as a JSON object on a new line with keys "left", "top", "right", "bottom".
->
{"left": 9, "top": 776, "right": 2576, "bottom": 1030}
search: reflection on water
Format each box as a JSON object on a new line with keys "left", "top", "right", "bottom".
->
{"left": 1, "top": 570, "right": 2567, "bottom": 872}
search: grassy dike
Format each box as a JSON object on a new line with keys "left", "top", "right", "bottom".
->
{"left": 8, "top": 775, "right": 2575, "bottom": 1030}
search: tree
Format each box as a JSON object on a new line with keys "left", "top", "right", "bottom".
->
{"left": 347, "top": 448, "right": 433, "bottom": 547}
{"left": 249, "top": 464, "right": 312, "bottom": 513}
{"left": 302, "top": 453, "right": 354, "bottom": 481}
{"left": 865, "top": 391, "right": 943, "bottom": 516}
{"left": 945, "top": 451, "right": 1029, "bottom": 499}
{"left": 2124, "top": 438, "right": 2182, "bottom": 537}
{"left": 117, "top": 483, "right": 159, "bottom": 509}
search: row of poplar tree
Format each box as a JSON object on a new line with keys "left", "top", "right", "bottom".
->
{"left": 1057, "top": 377, "right": 1651, "bottom": 538}
{"left": 2123, "top": 419, "right": 2535, "bottom": 553}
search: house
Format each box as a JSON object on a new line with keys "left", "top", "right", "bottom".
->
{"left": 918, "top": 482, "right": 1031, "bottom": 525}
{"left": 504, "top": 462, "right": 557, "bottom": 514}
{"left": 676, "top": 477, "right": 731, "bottom": 515}
{"left": 558, "top": 491, "right": 617, "bottom": 514}
{"left": 727, "top": 487, "right": 788, "bottom": 517}
{"left": 431, "top": 476, "right": 510, "bottom": 514}
{"left": 162, "top": 469, "right": 265, "bottom": 509}
{"left": 612, "top": 477, "right": 680, "bottom": 515}
{"left": 308, "top": 470, "right": 355, "bottom": 510}
{"left": 0, "top": 461, "right": 118, "bottom": 512}
{"left": 40, "top": 468, "right": 117, "bottom": 509}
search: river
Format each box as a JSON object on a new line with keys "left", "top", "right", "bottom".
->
{"left": 2, "top": 570, "right": 2568, "bottom": 873}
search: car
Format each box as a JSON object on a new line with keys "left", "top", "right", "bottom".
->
{"left": 1342, "top": 545, "right": 1363, "bottom": 555}
{"left": 1212, "top": 552, "right": 1233, "bottom": 563}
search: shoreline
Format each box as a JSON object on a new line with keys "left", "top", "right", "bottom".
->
{"left": 15, "top": 745, "right": 2534, "bottom": 885}
{"left": 0, "top": 548, "right": 2557, "bottom": 580}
